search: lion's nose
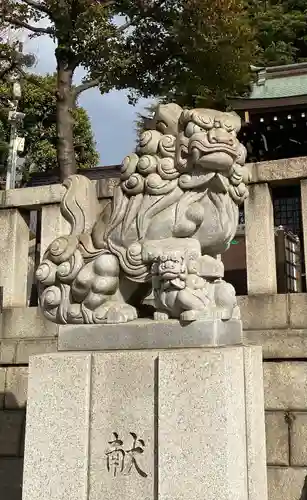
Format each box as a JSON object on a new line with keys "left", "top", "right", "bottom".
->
{"left": 209, "top": 128, "right": 234, "bottom": 146}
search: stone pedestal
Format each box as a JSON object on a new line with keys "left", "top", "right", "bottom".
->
{"left": 58, "top": 318, "right": 243, "bottom": 351}
{"left": 22, "top": 323, "right": 267, "bottom": 500}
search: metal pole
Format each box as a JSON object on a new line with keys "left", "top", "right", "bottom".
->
{"left": 6, "top": 108, "right": 18, "bottom": 190}
{"left": 5, "top": 42, "right": 24, "bottom": 190}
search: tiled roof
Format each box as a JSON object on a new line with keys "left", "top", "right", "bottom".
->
{"left": 250, "top": 74, "right": 307, "bottom": 99}
{"left": 230, "top": 62, "right": 307, "bottom": 102}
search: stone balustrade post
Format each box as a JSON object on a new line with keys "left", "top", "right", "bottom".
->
{"left": 300, "top": 180, "right": 307, "bottom": 289}
{"left": 0, "top": 208, "right": 30, "bottom": 308}
{"left": 245, "top": 183, "right": 277, "bottom": 294}
{"left": 40, "top": 204, "right": 70, "bottom": 259}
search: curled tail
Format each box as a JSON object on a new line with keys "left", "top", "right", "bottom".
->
{"left": 61, "top": 174, "right": 101, "bottom": 235}
{"left": 36, "top": 174, "right": 109, "bottom": 324}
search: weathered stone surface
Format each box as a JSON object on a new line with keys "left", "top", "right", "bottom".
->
{"left": 0, "top": 209, "right": 29, "bottom": 308}
{"left": 289, "top": 293, "right": 307, "bottom": 329}
{"left": 58, "top": 319, "right": 243, "bottom": 351}
{"left": 0, "top": 458, "right": 23, "bottom": 500}
{"left": 159, "top": 348, "right": 246, "bottom": 500}
{"left": 245, "top": 329, "right": 307, "bottom": 359}
{"left": 290, "top": 412, "right": 307, "bottom": 466}
{"left": 244, "top": 183, "right": 277, "bottom": 295}
{"left": 23, "top": 346, "right": 267, "bottom": 500}
{"left": 0, "top": 340, "right": 16, "bottom": 364}
{"left": 96, "top": 177, "right": 120, "bottom": 198}
{"left": 0, "top": 183, "right": 65, "bottom": 209}
{"left": 0, "top": 368, "right": 5, "bottom": 408}
{"left": 243, "top": 347, "right": 268, "bottom": 500}
{"left": 265, "top": 412, "right": 289, "bottom": 466}
{"left": 0, "top": 178, "right": 116, "bottom": 211}
{"left": 1, "top": 307, "right": 57, "bottom": 339}
{"left": 0, "top": 410, "right": 24, "bottom": 455}
{"left": 267, "top": 467, "right": 307, "bottom": 500}
{"left": 16, "top": 339, "right": 57, "bottom": 364}
{"left": 301, "top": 180, "right": 307, "bottom": 292}
{"left": 248, "top": 156, "right": 307, "bottom": 184}
{"left": 89, "top": 351, "right": 156, "bottom": 500}
{"left": 5, "top": 367, "right": 28, "bottom": 408}
{"left": 238, "top": 295, "right": 288, "bottom": 330}
{"left": 23, "top": 353, "right": 92, "bottom": 500}
{"left": 158, "top": 346, "right": 267, "bottom": 500}
{"left": 264, "top": 362, "right": 307, "bottom": 410}
{"left": 36, "top": 105, "right": 249, "bottom": 325}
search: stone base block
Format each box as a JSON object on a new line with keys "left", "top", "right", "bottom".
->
{"left": 23, "top": 345, "right": 267, "bottom": 500}
{"left": 58, "top": 318, "right": 242, "bottom": 351}
{"left": 267, "top": 467, "right": 307, "bottom": 500}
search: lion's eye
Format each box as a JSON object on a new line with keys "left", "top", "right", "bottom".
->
{"left": 185, "top": 122, "right": 203, "bottom": 137}
{"left": 223, "top": 120, "right": 234, "bottom": 132}
{"left": 198, "top": 115, "right": 213, "bottom": 129}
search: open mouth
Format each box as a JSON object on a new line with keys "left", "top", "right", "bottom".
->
{"left": 160, "top": 271, "right": 179, "bottom": 280}
{"left": 190, "top": 139, "right": 237, "bottom": 160}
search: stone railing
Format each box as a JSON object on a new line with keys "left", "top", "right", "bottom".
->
{"left": 2, "top": 156, "right": 307, "bottom": 308}
{"left": 2, "top": 156, "right": 307, "bottom": 309}
{"left": 1, "top": 158, "right": 307, "bottom": 500}
{"left": 245, "top": 156, "right": 307, "bottom": 295}
{"left": 0, "top": 176, "right": 119, "bottom": 310}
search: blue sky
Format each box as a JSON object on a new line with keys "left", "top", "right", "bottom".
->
{"left": 24, "top": 33, "right": 154, "bottom": 166}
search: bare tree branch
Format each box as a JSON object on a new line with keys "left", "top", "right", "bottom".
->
{"left": 99, "top": 0, "right": 115, "bottom": 6}
{"left": 74, "top": 77, "right": 102, "bottom": 96}
{"left": 3, "top": 17, "right": 54, "bottom": 35}
{"left": 21, "top": 0, "right": 51, "bottom": 15}
{"left": 117, "top": 19, "right": 135, "bottom": 33}
{"left": 116, "top": 0, "right": 167, "bottom": 34}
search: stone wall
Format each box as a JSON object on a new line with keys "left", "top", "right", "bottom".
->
{"left": 242, "top": 294, "right": 307, "bottom": 500}
{"left": 1, "top": 295, "right": 307, "bottom": 500}
{"left": 0, "top": 309, "right": 57, "bottom": 500}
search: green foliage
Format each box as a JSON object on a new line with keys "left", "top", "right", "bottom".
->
{"left": 1, "top": 0, "right": 258, "bottom": 177}
{"left": 246, "top": 0, "right": 307, "bottom": 66}
{"left": 2, "top": 0, "right": 257, "bottom": 107}
{"left": 113, "top": 0, "right": 256, "bottom": 107}
{"left": 0, "top": 118, "right": 9, "bottom": 171}
{"left": 0, "top": 73, "right": 99, "bottom": 176}
{"left": 0, "top": 37, "right": 35, "bottom": 79}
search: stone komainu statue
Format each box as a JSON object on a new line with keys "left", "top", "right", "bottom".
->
{"left": 36, "top": 104, "right": 250, "bottom": 324}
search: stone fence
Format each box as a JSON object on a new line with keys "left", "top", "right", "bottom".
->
{"left": 1, "top": 158, "right": 307, "bottom": 500}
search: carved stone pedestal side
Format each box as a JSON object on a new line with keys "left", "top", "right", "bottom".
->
{"left": 22, "top": 323, "right": 267, "bottom": 500}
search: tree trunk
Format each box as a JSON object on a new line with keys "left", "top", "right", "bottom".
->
{"left": 56, "top": 63, "right": 76, "bottom": 181}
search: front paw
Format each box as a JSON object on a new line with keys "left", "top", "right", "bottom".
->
{"left": 154, "top": 310, "right": 170, "bottom": 320}
{"left": 180, "top": 309, "right": 211, "bottom": 322}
